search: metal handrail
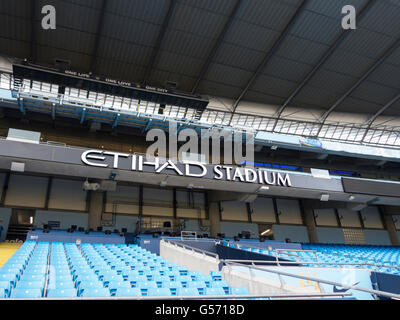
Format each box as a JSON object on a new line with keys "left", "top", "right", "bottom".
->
{"left": 162, "top": 239, "right": 219, "bottom": 259}
{"left": 222, "top": 259, "right": 400, "bottom": 300}
{"left": 0, "top": 292, "right": 353, "bottom": 301}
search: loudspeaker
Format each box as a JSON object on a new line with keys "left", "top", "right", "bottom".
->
{"left": 67, "top": 228, "right": 73, "bottom": 233}
{"left": 97, "top": 227, "right": 103, "bottom": 232}
{"left": 113, "top": 229, "right": 119, "bottom": 234}
{"left": 71, "top": 225, "right": 77, "bottom": 231}
{"left": 233, "top": 236, "right": 240, "bottom": 242}
{"left": 78, "top": 227, "right": 84, "bottom": 232}
{"left": 105, "top": 230, "right": 111, "bottom": 235}
{"left": 259, "top": 237, "right": 265, "bottom": 242}
{"left": 245, "top": 234, "right": 250, "bottom": 239}
{"left": 203, "top": 234, "right": 208, "bottom": 238}
{"left": 119, "top": 233, "right": 124, "bottom": 237}
{"left": 153, "top": 233, "right": 159, "bottom": 238}
{"left": 285, "top": 238, "right": 291, "bottom": 243}
{"left": 84, "top": 230, "right": 89, "bottom": 234}
{"left": 163, "top": 221, "right": 171, "bottom": 228}
{"left": 121, "top": 228, "right": 127, "bottom": 233}
{"left": 238, "top": 233, "right": 243, "bottom": 238}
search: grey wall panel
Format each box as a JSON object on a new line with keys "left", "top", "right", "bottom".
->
{"left": 105, "top": 185, "right": 139, "bottom": 214}
{"left": 221, "top": 201, "right": 248, "bottom": 221}
{"left": 393, "top": 215, "right": 400, "bottom": 230}
{"left": 360, "top": 206, "right": 383, "bottom": 229}
{"left": 35, "top": 210, "right": 88, "bottom": 229}
{"left": 364, "top": 230, "right": 391, "bottom": 246}
{"left": 343, "top": 178, "right": 400, "bottom": 197}
{"left": 314, "top": 208, "right": 338, "bottom": 227}
{"left": 48, "top": 179, "right": 87, "bottom": 211}
{"left": 220, "top": 221, "right": 259, "bottom": 238}
{"left": 337, "top": 209, "right": 361, "bottom": 228}
{"left": 316, "top": 227, "right": 345, "bottom": 244}
{"left": 250, "top": 197, "right": 276, "bottom": 223}
{"left": 5, "top": 175, "right": 48, "bottom": 208}
{"left": 272, "top": 224, "right": 309, "bottom": 243}
{"left": 276, "top": 199, "right": 302, "bottom": 224}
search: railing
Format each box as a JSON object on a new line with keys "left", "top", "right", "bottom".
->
{"left": 222, "top": 259, "right": 400, "bottom": 300}
{"left": 0, "top": 292, "right": 354, "bottom": 300}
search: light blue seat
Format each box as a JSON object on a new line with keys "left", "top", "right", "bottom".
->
{"left": 102, "top": 274, "right": 124, "bottom": 283}
{"left": 78, "top": 280, "right": 104, "bottom": 291}
{"left": 210, "top": 280, "right": 228, "bottom": 288}
{"left": 162, "top": 281, "right": 183, "bottom": 289}
{"left": 0, "top": 273, "right": 17, "bottom": 286}
{"left": 128, "top": 275, "right": 147, "bottom": 283}
{"left": 20, "top": 273, "right": 46, "bottom": 282}
{"left": 80, "top": 287, "right": 111, "bottom": 297}
{"left": 11, "top": 288, "right": 43, "bottom": 298}
{"left": 186, "top": 281, "right": 207, "bottom": 289}
{"left": 205, "top": 287, "right": 226, "bottom": 295}
{"left": 47, "top": 288, "right": 78, "bottom": 298}
{"left": 229, "top": 287, "right": 250, "bottom": 295}
{"left": 176, "top": 287, "right": 200, "bottom": 296}
{"left": 147, "top": 287, "right": 172, "bottom": 296}
{"left": 75, "top": 274, "right": 99, "bottom": 282}
{"left": 0, "top": 288, "right": 5, "bottom": 298}
{"left": 135, "top": 281, "right": 158, "bottom": 289}
{"left": 47, "top": 281, "right": 75, "bottom": 290}
{"left": 16, "top": 280, "right": 44, "bottom": 290}
{"left": 107, "top": 280, "right": 131, "bottom": 290}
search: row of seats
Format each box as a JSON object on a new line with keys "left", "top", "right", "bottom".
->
{"left": 0, "top": 241, "right": 250, "bottom": 298}
{"left": 222, "top": 241, "right": 400, "bottom": 275}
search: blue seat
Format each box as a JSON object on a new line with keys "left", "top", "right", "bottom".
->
{"left": 135, "top": 281, "right": 158, "bottom": 289}
{"left": 47, "top": 288, "right": 78, "bottom": 298}
{"left": 176, "top": 287, "right": 200, "bottom": 296}
{"left": 0, "top": 273, "right": 17, "bottom": 286}
{"left": 20, "top": 273, "right": 46, "bottom": 282}
{"left": 107, "top": 281, "right": 131, "bottom": 290}
{"left": 47, "top": 281, "right": 75, "bottom": 290}
{"left": 80, "top": 288, "right": 111, "bottom": 297}
{"left": 210, "top": 280, "right": 228, "bottom": 288}
{"left": 16, "top": 280, "right": 44, "bottom": 290}
{"left": 162, "top": 281, "right": 183, "bottom": 289}
{"left": 78, "top": 280, "right": 104, "bottom": 291}
{"left": 205, "top": 287, "right": 226, "bottom": 295}
{"left": 186, "top": 281, "right": 207, "bottom": 289}
{"left": 147, "top": 287, "right": 172, "bottom": 296}
{"left": 229, "top": 287, "right": 250, "bottom": 295}
{"left": 11, "top": 288, "right": 43, "bottom": 298}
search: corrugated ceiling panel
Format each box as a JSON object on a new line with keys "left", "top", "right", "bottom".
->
{"left": 204, "top": 63, "right": 253, "bottom": 88}
{"left": 197, "top": 80, "right": 243, "bottom": 99}
{"left": 292, "top": 85, "right": 342, "bottom": 109}
{"left": 102, "top": 12, "right": 160, "bottom": 47}
{"left": 179, "top": 0, "right": 237, "bottom": 16}
{"left": 262, "top": 56, "right": 314, "bottom": 82}
{"left": 108, "top": 0, "right": 169, "bottom": 24}
{"left": 237, "top": 0, "right": 299, "bottom": 30}
{"left": 358, "top": 0, "right": 400, "bottom": 37}
{"left": 349, "top": 81, "right": 399, "bottom": 105}
{"left": 156, "top": 51, "right": 203, "bottom": 77}
{"left": 223, "top": 20, "right": 280, "bottom": 52}
{"left": 305, "top": 0, "right": 367, "bottom": 18}
{"left": 251, "top": 74, "right": 299, "bottom": 99}
{"left": 306, "top": 69, "right": 359, "bottom": 94}
{"left": 243, "top": 90, "right": 286, "bottom": 106}
{"left": 323, "top": 49, "right": 376, "bottom": 78}
{"left": 289, "top": 10, "right": 341, "bottom": 45}
{"left": 213, "top": 43, "right": 265, "bottom": 71}
{"left": 339, "top": 28, "right": 396, "bottom": 59}
{"left": 367, "top": 63, "right": 400, "bottom": 89}
{"left": 0, "top": 13, "right": 30, "bottom": 42}
{"left": 274, "top": 35, "right": 330, "bottom": 65}
{"left": 335, "top": 96, "right": 382, "bottom": 114}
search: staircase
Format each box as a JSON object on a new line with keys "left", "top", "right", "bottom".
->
{"left": 6, "top": 224, "right": 34, "bottom": 241}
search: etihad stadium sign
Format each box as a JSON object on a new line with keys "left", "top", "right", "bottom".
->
{"left": 81, "top": 150, "right": 292, "bottom": 187}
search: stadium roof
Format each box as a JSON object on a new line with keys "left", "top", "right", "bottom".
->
{"left": 1, "top": 0, "right": 400, "bottom": 122}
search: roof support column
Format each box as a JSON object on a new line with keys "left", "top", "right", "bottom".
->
{"left": 208, "top": 192, "right": 221, "bottom": 238}
{"left": 300, "top": 199, "right": 319, "bottom": 244}
{"left": 379, "top": 206, "right": 399, "bottom": 246}
{"left": 88, "top": 191, "right": 105, "bottom": 230}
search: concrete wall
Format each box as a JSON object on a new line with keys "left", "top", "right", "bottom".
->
{"left": 159, "top": 240, "right": 219, "bottom": 275}
{"left": 35, "top": 210, "right": 89, "bottom": 230}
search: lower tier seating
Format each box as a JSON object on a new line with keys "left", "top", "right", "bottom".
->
{"left": 0, "top": 241, "right": 250, "bottom": 298}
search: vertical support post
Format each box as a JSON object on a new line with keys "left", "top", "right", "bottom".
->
{"left": 88, "top": 191, "right": 104, "bottom": 230}
{"left": 300, "top": 200, "right": 319, "bottom": 244}
{"left": 379, "top": 206, "right": 399, "bottom": 246}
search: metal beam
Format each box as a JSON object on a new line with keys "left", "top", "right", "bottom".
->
{"left": 272, "top": 0, "right": 377, "bottom": 130}
{"left": 318, "top": 37, "right": 400, "bottom": 126}
{"left": 51, "top": 103, "right": 56, "bottom": 120}
{"left": 228, "top": 0, "right": 309, "bottom": 123}
{"left": 80, "top": 108, "right": 86, "bottom": 124}
{"left": 18, "top": 98, "right": 25, "bottom": 115}
{"left": 30, "top": 0, "right": 37, "bottom": 62}
{"left": 89, "top": 0, "right": 108, "bottom": 73}
{"left": 142, "top": 0, "right": 177, "bottom": 86}
{"left": 361, "top": 92, "right": 400, "bottom": 142}
{"left": 191, "top": 0, "right": 245, "bottom": 94}
{"left": 112, "top": 113, "right": 120, "bottom": 129}
{"left": 142, "top": 118, "right": 153, "bottom": 133}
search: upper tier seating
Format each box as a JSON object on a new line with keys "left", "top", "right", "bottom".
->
{"left": 0, "top": 241, "right": 250, "bottom": 299}
{"left": 221, "top": 241, "right": 400, "bottom": 275}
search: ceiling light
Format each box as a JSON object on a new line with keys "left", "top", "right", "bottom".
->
{"left": 261, "top": 229, "right": 271, "bottom": 236}
{"left": 349, "top": 195, "right": 355, "bottom": 201}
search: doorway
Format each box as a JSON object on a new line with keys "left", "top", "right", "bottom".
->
{"left": 6, "top": 208, "right": 36, "bottom": 241}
